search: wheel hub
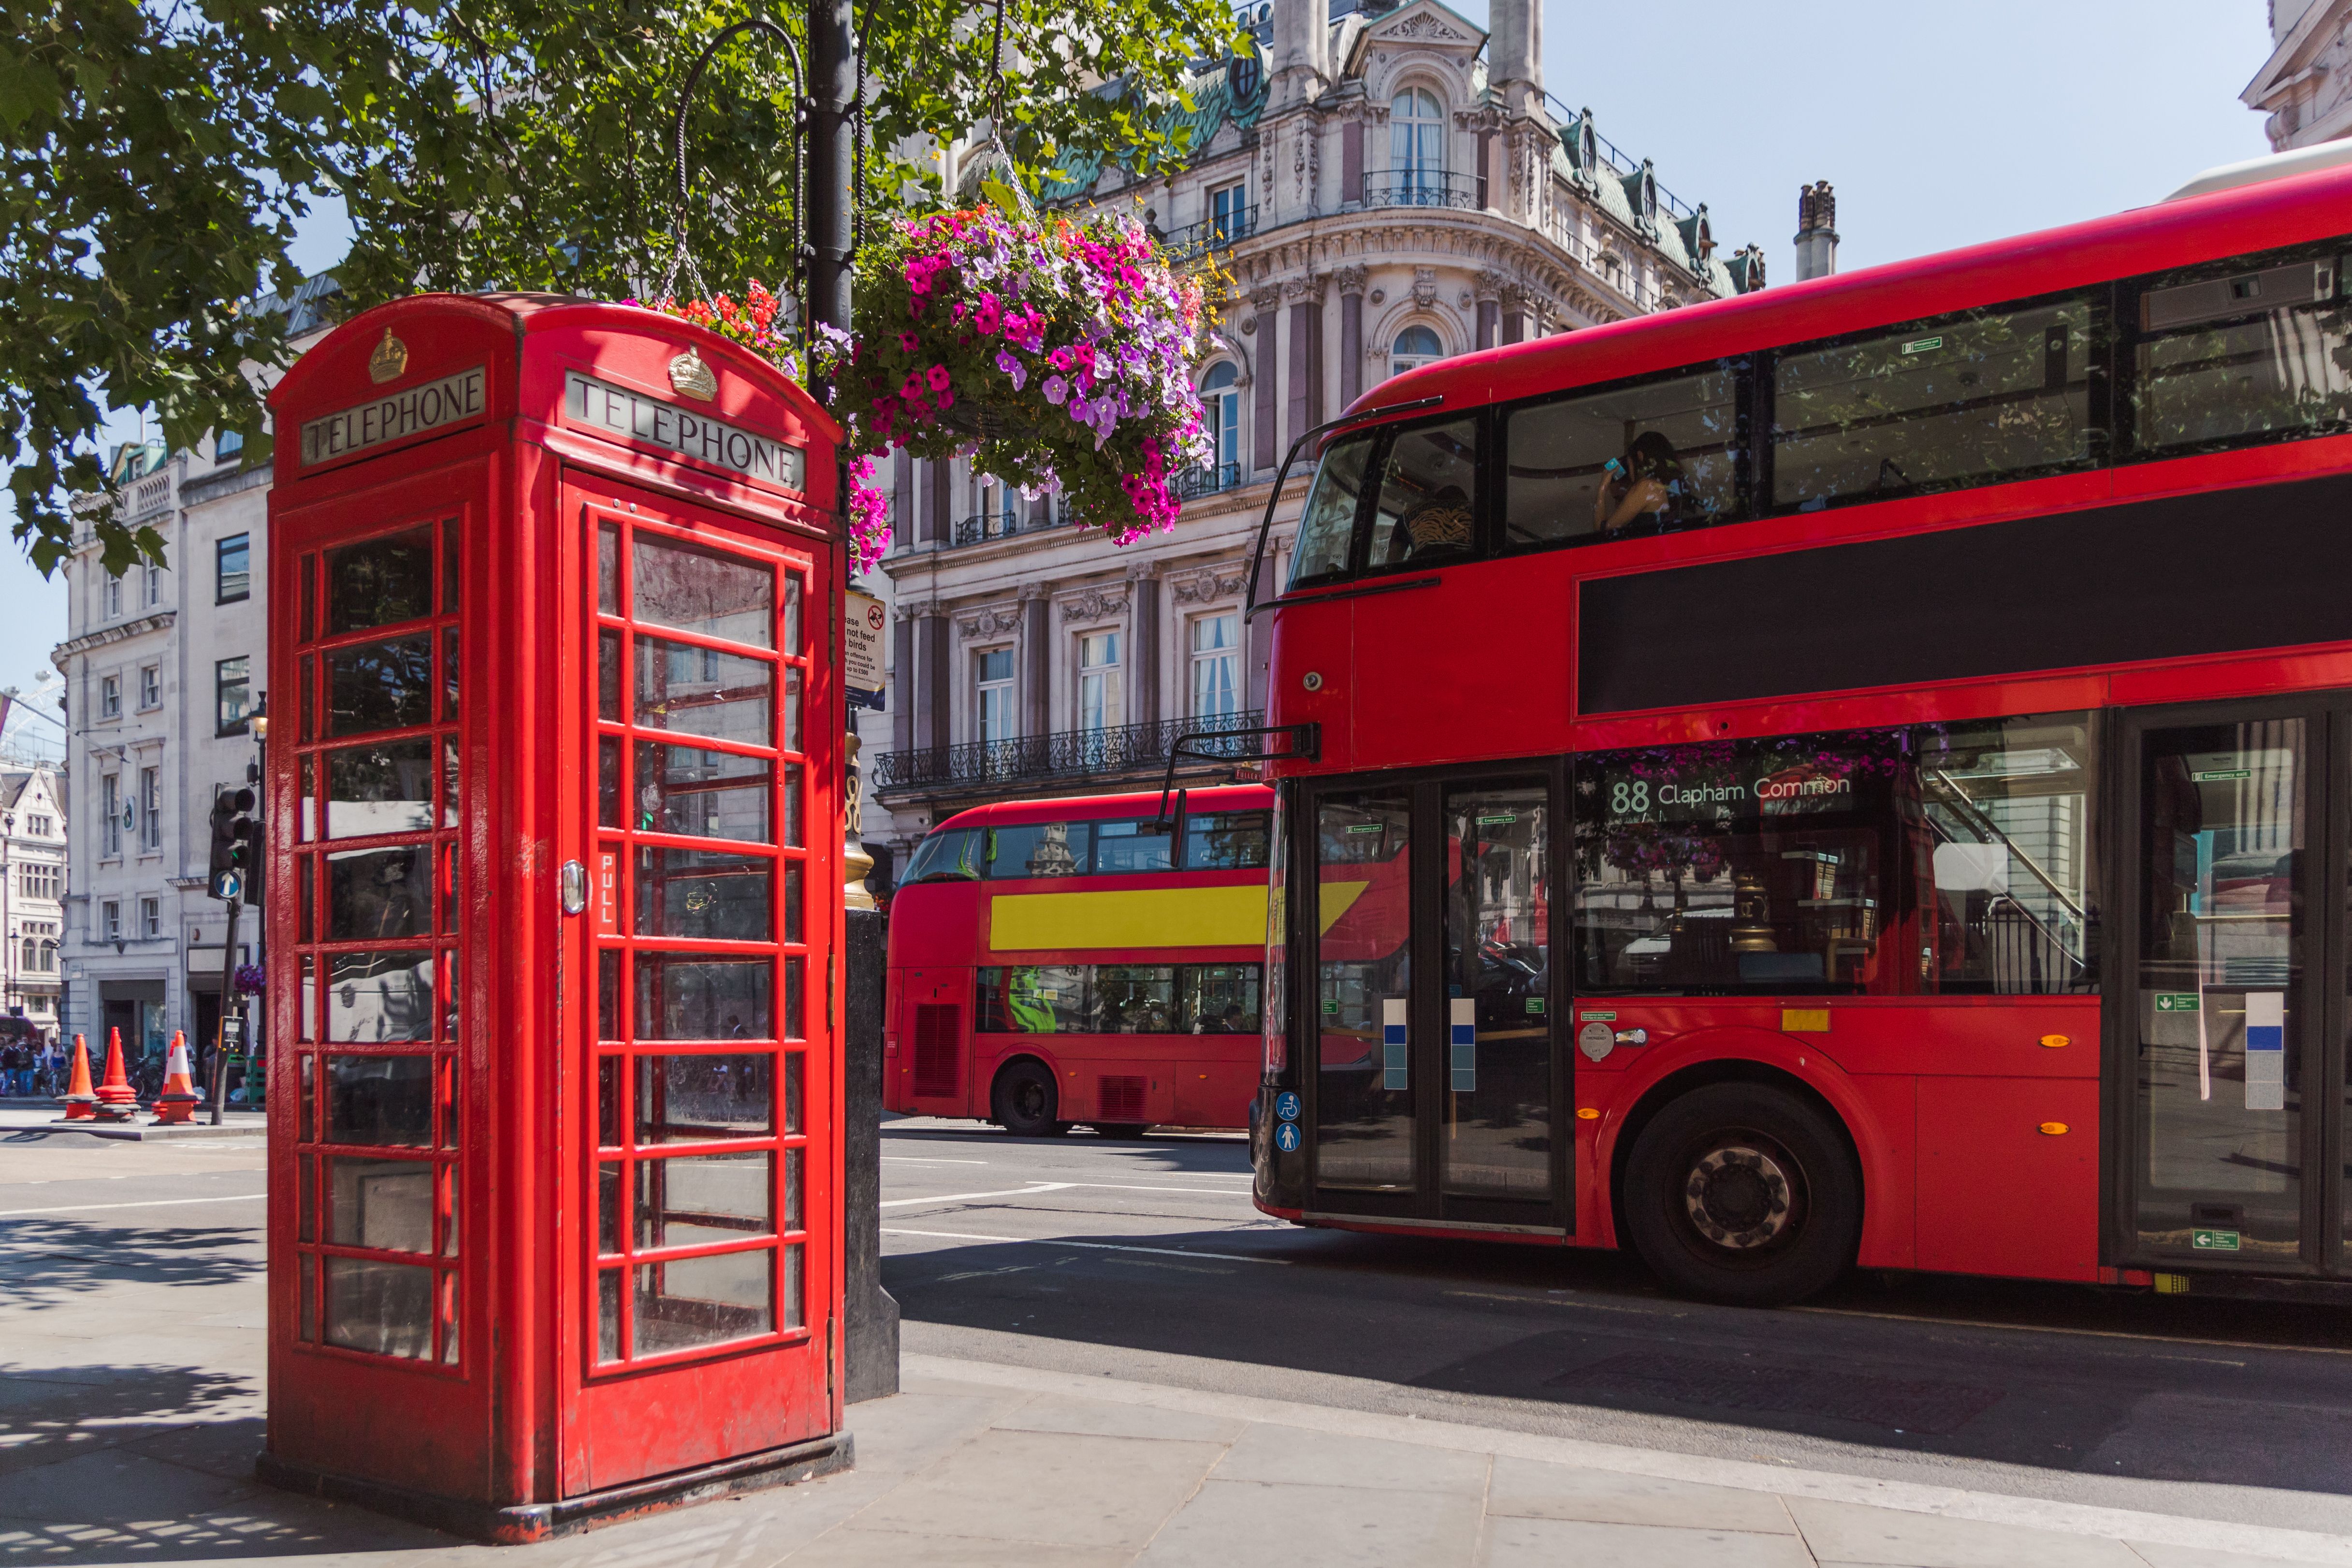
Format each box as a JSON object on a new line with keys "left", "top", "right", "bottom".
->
{"left": 1684, "top": 1144, "right": 1793, "bottom": 1249}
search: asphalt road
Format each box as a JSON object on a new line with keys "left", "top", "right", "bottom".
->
{"left": 878, "top": 1115, "right": 2352, "bottom": 1537}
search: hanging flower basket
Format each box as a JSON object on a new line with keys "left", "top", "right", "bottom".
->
{"left": 638, "top": 207, "right": 1215, "bottom": 573}
{"left": 813, "top": 204, "right": 1217, "bottom": 557}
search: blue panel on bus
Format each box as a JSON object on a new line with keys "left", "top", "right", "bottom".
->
{"left": 1382, "top": 1039, "right": 1408, "bottom": 1092}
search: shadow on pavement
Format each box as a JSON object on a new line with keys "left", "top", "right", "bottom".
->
{"left": 0, "top": 1220, "right": 259, "bottom": 1308}
{"left": 0, "top": 1364, "right": 453, "bottom": 1561}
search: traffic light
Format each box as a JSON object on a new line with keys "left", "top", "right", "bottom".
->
{"left": 208, "top": 787, "right": 259, "bottom": 902}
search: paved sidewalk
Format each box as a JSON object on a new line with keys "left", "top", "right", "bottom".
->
{"left": 6, "top": 1349, "right": 2352, "bottom": 1567}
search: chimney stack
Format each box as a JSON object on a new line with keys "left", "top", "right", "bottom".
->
{"left": 1488, "top": 0, "right": 1542, "bottom": 116}
{"left": 1793, "top": 181, "right": 1839, "bottom": 281}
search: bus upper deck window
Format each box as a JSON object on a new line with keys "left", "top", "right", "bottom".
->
{"left": 1287, "top": 435, "right": 1375, "bottom": 588}
{"left": 2129, "top": 244, "right": 2352, "bottom": 457}
{"left": 986, "top": 821, "right": 1093, "bottom": 878}
{"left": 1504, "top": 366, "right": 1738, "bottom": 549}
{"left": 902, "top": 827, "right": 981, "bottom": 883}
{"left": 1365, "top": 419, "right": 1480, "bottom": 572}
{"left": 1773, "top": 296, "right": 2098, "bottom": 512}
{"left": 1185, "top": 810, "right": 1271, "bottom": 869}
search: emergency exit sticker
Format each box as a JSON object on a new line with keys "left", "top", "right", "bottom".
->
{"left": 2192, "top": 1228, "right": 2242, "bottom": 1252}
{"left": 2154, "top": 993, "right": 2200, "bottom": 1013}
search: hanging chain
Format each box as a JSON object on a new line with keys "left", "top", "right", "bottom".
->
{"left": 655, "top": 15, "right": 807, "bottom": 324}
{"left": 960, "top": 0, "right": 1033, "bottom": 217}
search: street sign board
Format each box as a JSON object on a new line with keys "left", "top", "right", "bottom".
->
{"left": 844, "top": 590, "right": 886, "bottom": 711}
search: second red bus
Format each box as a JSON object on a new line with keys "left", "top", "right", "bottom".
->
{"left": 886, "top": 784, "right": 1273, "bottom": 1135}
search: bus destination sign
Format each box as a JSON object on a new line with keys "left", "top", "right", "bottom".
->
{"left": 1594, "top": 756, "right": 1858, "bottom": 825}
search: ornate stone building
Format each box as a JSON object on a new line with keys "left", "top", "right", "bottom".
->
{"left": 860, "top": 0, "right": 1761, "bottom": 885}
{"left": 2246, "top": 0, "right": 2352, "bottom": 150}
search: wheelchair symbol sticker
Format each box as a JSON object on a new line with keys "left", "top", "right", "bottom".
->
{"left": 1275, "top": 1121, "right": 1301, "bottom": 1154}
{"left": 1275, "top": 1091, "right": 1300, "bottom": 1121}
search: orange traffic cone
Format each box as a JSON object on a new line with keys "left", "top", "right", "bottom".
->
{"left": 151, "top": 1031, "right": 200, "bottom": 1125}
{"left": 92, "top": 1028, "right": 139, "bottom": 1122}
{"left": 58, "top": 1033, "right": 95, "bottom": 1121}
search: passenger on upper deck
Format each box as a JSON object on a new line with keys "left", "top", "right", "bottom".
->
{"left": 1594, "top": 431, "right": 1689, "bottom": 536}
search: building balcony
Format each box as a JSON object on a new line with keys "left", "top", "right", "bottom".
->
{"left": 1175, "top": 461, "right": 1245, "bottom": 501}
{"left": 874, "top": 708, "right": 1265, "bottom": 799}
{"left": 1160, "top": 207, "right": 1259, "bottom": 262}
{"left": 1362, "top": 172, "right": 1480, "bottom": 212}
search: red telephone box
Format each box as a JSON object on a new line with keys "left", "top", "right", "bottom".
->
{"left": 259, "top": 294, "right": 848, "bottom": 1539}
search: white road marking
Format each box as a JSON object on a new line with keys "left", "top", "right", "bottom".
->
{"left": 0, "top": 1193, "right": 264, "bottom": 1219}
{"left": 879, "top": 1183, "right": 1074, "bottom": 1208}
{"left": 883, "top": 1226, "right": 1288, "bottom": 1265}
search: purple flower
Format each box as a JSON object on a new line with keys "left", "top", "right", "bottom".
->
{"left": 995, "top": 349, "right": 1027, "bottom": 391}
{"left": 1043, "top": 375, "right": 1068, "bottom": 405}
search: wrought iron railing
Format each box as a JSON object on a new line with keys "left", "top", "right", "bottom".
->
{"left": 1175, "top": 461, "right": 1244, "bottom": 500}
{"left": 1362, "top": 172, "right": 1480, "bottom": 211}
{"left": 950, "top": 510, "right": 1030, "bottom": 547}
{"left": 1160, "top": 206, "right": 1260, "bottom": 262}
{"left": 875, "top": 708, "right": 1264, "bottom": 793}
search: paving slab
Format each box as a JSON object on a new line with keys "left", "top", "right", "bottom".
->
{"left": 1787, "top": 1496, "right": 2152, "bottom": 1568}
{"left": 847, "top": 1427, "right": 1223, "bottom": 1551}
{"left": 1209, "top": 1421, "right": 1491, "bottom": 1497}
{"left": 1484, "top": 1454, "right": 1800, "bottom": 1534}
{"left": 1480, "top": 1514, "right": 1820, "bottom": 1568}
{"left": 1136, "top": 1477, "right": 1483, "bottom": 1568}
{"left": 790, "top": 1526, "right": 1131, "bottom": 1568}
{"left": 989, "top": 1392, "right": 1249, "bottom": 1445}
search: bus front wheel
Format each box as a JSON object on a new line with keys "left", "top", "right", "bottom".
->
{"left": 1622, "top": 1083, "right": 1858, "bottom": 1308}
{"left": 992, "top": 1060, "right": 1070, "bottom": 1138}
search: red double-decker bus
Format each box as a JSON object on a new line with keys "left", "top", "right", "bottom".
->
{"left": 1248, "top": 153, "right": 2352, "bottom": 1304}
{"left": 886, "top": 784, "right": 1273, "bottom": 1135}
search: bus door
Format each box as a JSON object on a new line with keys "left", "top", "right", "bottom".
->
{"left": 1301, "top": 768, "right": 1568, "bottom": 1232}
{"left": 2114, "top": 697, "right": 2347, "bottom": 1276}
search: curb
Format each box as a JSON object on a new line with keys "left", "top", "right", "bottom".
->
{"left": 3, "top": 1118, "right": 267, "bottom": 1141}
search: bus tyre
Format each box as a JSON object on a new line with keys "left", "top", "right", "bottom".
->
{"left": 1623, "top": 1084, "right": 1859, "bottom": 1308}
{"left": 992, "top": 1060, "right": 1069, "bottom": 1138}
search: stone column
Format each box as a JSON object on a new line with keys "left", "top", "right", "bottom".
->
{"left": 1019, "top": 584, "right": 1051, "bottom": 739}
{"left": 1131, "top": 567, "right": 1162, "bottom": 728}
{"left": 911, "top": 604, "right": 951, "bottom": 754}
{"left": 1334, "top": 265, "right": 1367, "bottom": 410}
{"left": 890, "top": 610, "right": 915, "bottom": 755}
{"left": 922, "top": 457, "right": 950, "bottom": 544}
{"left": 1284, "top": 274, "right": 1326, "bottom": 450}
{"left": 1251, "top": 283, "right": 1283, "bottom": 470}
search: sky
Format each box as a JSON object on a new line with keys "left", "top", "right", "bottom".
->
{"left": 0, "top": 0, "right": 2282, "bottom": 744}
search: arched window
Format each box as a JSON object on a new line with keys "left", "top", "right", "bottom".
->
{"left": 1391, "top": 325, "right": 1444, "bottom": 376}
{"left": 1390, "top": 88, "right": 1446, "bottom": 202}
{"left": 1200, "top": 362, "right": 1241, "bottom": 483}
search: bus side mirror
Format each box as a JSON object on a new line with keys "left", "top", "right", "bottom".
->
{"left": 1148, "top": 787, "right": 1188, "bottom": 836}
